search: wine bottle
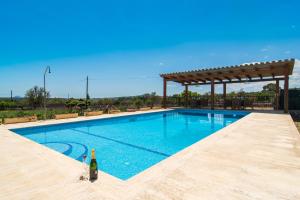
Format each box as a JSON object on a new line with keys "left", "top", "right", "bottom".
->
{"left": 89, "top": 149, "right": 98, "bottom": 181}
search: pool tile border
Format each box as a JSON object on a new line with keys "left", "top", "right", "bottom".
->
{"left": 1, "top": 109, "right": 299, "bottom": 199}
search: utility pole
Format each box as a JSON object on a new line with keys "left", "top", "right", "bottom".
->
{"left": 43, "top": 66, "right": 51, "bottom": 120}
{"left": 86, "top": 76, "right": 89, "bottom": 109}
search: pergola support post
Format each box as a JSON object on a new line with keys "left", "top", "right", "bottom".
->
{"left": 160, "top": 59, "right": 294, "bottom": 112}
{"left": 185, "top": 85, "right": 188, "bottom": 108}
{"left": 223, "top": 83, "right": 226, "bottom": 109}
{"left": 275, "top": 79, "right": 279, "bottom": 110}
{"left": 211, "top": 79, "right": 215, "bottom": 110}
{"left": 284, "top": 75, "right": 289, "bottom": 113}
{"left": 163, "top": 78, "right": 167, "bottom": 108}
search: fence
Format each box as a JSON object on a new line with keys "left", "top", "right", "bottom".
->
{"left": 279, "top": 88, "right": 300, "bottom": 110}
{"left": 165, "top": 95, "right": 276, "bottom": 110}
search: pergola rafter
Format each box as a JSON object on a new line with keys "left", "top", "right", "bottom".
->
{"left": 160, "top": 59, "right": 295, "bottom": 113}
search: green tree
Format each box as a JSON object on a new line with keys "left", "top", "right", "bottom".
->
{"left": 86, "top": 94, "right": 91, "bottom": 109}
{"left": 77, "top": 99, "right": 86, "bottom": 109}
{"left": 134, "top": 99, "right": 143, "bottom": 109}
{"left": 0, "top": 101, "right": 9, "bottom": 110}
{"left": 76, "top": 99, "right": 86, "bottom": 115}
{"left": 25, "top": 86, "right": 49, "bottom": 109}
{"left": 181, "top": 91, "right": 200, "bottom": 97}
{"left": 65, "top": 98, "right": 79, "bottom": 109}
{"left": 102, "top": 98, "right": 113, "bottom": 106}
{"left": 262, "top": 83, "right": 278, "bottom": 93}
{"left": 48, "top": 98, "right": 66, "bottom": 105}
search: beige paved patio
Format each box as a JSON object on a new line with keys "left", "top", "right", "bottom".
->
{"left": 0, "top": 110, "right": 299, "bottom": 200}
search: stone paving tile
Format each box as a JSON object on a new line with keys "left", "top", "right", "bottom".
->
{"left": 0, "top": 110, "right": 299, "bottom": 200}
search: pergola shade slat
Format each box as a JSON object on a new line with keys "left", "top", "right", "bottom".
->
{"left": 161, "top": 59, "right": 295, "bottom": 113}
{"left": 161, "top": 59, "right": 294, "bottom": 83}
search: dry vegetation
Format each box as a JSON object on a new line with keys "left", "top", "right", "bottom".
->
{"left": 290, "top": 111, "right": 300, "bottom": 133}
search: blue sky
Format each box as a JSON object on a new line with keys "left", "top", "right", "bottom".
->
{"left": 0, "top": 0, "right": 299, "bottom": 98}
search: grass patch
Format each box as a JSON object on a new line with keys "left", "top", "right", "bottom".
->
{"left": 294, "top": 122, "right": 300, "bottom": 133}
{"left": 290, "top": 111, "right": 300, "bottom": 134}
{"left": 0, "top": 109, "right": 78, "bottom": 122}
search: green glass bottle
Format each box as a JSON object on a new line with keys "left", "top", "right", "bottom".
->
{"left": 89, "top": 149, "right": 98, "bottom": 181}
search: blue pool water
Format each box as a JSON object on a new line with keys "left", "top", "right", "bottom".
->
{"left": 11, "top": 109, "right": 248, "bottom": 180}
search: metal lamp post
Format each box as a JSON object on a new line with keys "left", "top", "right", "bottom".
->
{"left": 43, "top": 66, "right": 51, "bottom": 120}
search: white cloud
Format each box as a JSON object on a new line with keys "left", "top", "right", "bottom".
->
{"left": 221, "top": 59, "right": 300, "bottom": 92}
{"left": 290, "top": 59, "right": 300, "bottom": 88}
{"left": 159, "top": 62, "right": 164, "bottom": 66}
{"left": 260, "top": 45, "right": 272, "bottom": 52}
{"left": 260, "top": 48, "right": 268, "bottom": 52}
{"left": 284, "top": 50, "right": 291, "bottom": 54}
{"left": 167, "top": 83, "right": 181, "bottom": 88}
{"left": 241, "top": 61, "right": 260, "bottom": 65}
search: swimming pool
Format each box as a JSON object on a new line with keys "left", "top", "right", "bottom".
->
{"left": 11, "top": 109, "right": 248, "bottom": 180}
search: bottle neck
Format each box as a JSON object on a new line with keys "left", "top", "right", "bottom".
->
{"left": 91, "top": 151, "right": 96, "bottom": 159}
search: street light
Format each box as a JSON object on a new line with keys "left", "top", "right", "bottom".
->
{"left": 44, "top": 66, "right": 51, "bottom": 120}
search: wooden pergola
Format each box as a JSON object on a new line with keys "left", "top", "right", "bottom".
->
{"left": 160, "top": 59, "right": 295, "bottom": 113}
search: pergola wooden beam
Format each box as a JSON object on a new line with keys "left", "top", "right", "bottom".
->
{"left": 224, "top": 76, "right": 232, "bottom": 81}
{"left": 275, "top": 79, "right": 280, "bottom": 110}
{"left": 161, "top": 59, "right": 295, "bottom": 112}
{"left": 214, "top": 77, "right": 223, "bottom": 82}
{"left": 185, "top": 77, "right": 284, "bottom": 85}
{"left": 234, "top": 76, "right": 241, "bottom": 80}
{"left": 211, "top": 78, "right": 215, "bottom": 110}
{"left": 284, "top": 74, "right": 289, "bottom": 113}
{"left": 185, "top": 85, "right": 188, "bottom": 107}
{"left": 163, "top": 78, "right": 167, "bottom": 108}
{"left": 165, "top": 67, "right": 289, "bottom": 83}
{"left": 198, "top": 79, "right": 206, "bottom": 83}
{"left": 166, "top": 71, "right": 288, "bottom": 83}
{"left": 223, "top": 83, "right": 227, "bottom": 109}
